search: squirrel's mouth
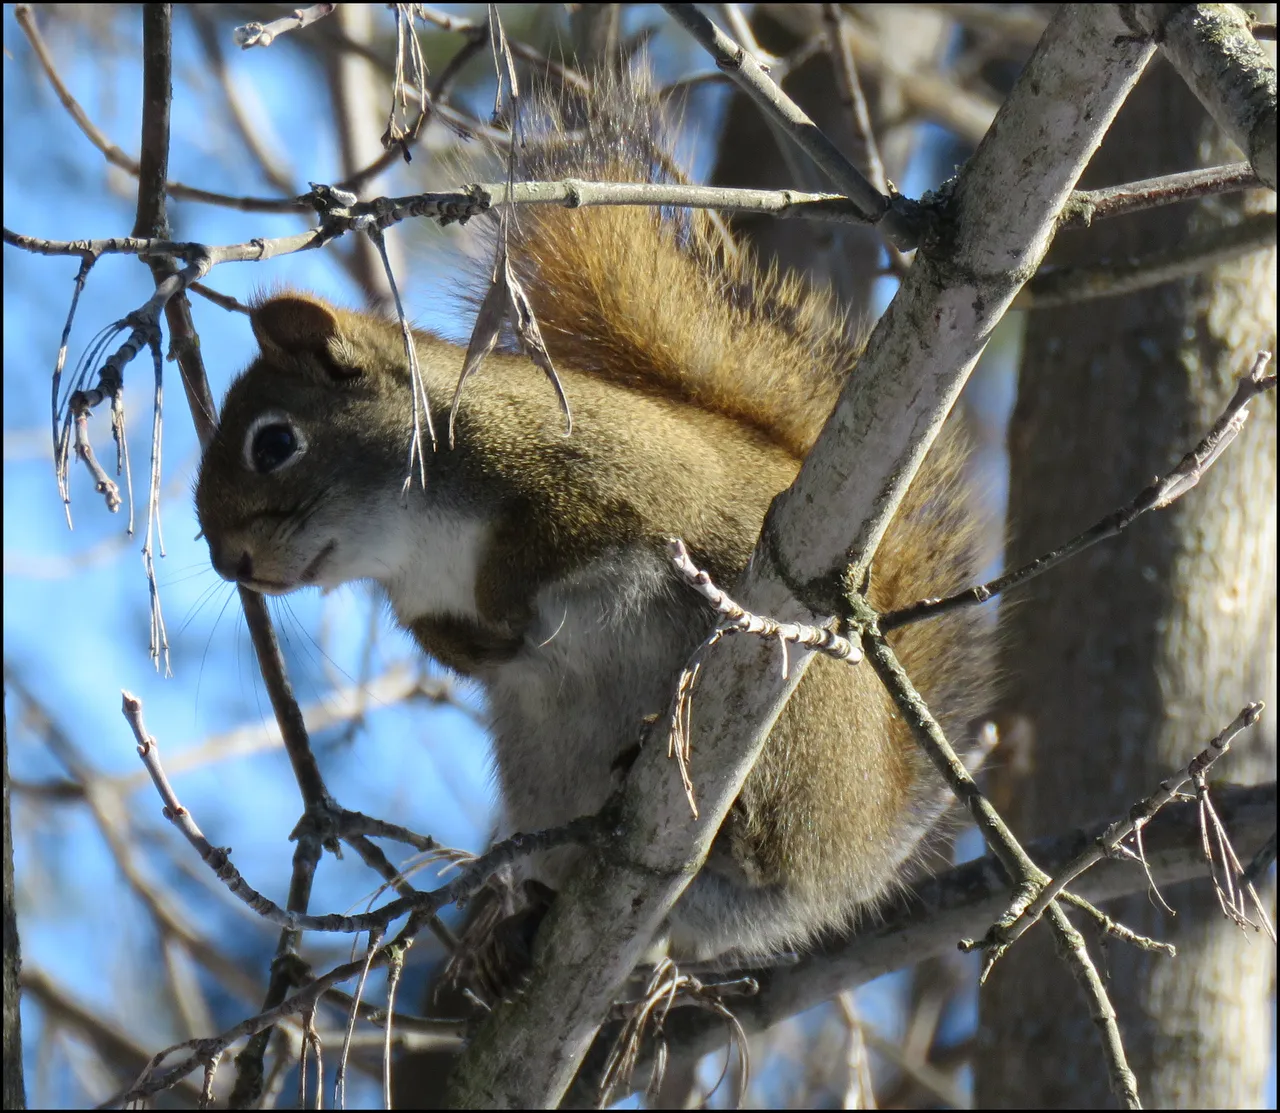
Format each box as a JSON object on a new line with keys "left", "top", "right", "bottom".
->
{"left": 232, "top": 540, "right": 336, "bottom": 594}
{"left": 300, "top": 540, "right": 337, "bottom": 585}
{"left": 242, "top": 578, "right": 294, "bottom": 596}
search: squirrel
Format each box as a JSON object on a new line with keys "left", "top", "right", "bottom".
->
{"left": 194, "top": 69, "right": 991, "bottom": 973}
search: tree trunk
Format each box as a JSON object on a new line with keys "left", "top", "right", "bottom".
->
{"left": 3, "top": 707, "right": 26, "bottom": 1111}
{"left": 977, "top": 54, "right": 1276, "bottom": 1109}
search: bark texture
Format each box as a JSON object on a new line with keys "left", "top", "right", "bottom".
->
{"left": 978, "top": 55, "right": 1276, "bottom": 1109}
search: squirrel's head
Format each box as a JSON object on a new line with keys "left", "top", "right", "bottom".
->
{"left": 195, "top": 293, "right": 422, "bottom": 596}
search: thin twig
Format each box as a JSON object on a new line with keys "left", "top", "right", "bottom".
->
{"left": 821, "top": 4, "right": 888, "bottom": 195}
{"left": 662, "top": 3, "right": 916, "bottom": 246}
{"left": 883, "top": 354, "right": 1277, "bottom": 631}
{"left": 846, "top": 592, "right": 1140, "bottom": 1108}
{"left": 983, "top": 703, "right": 1266, "bottom": 954}
{"left": 124, "top": 689, "right": 598, "bottom": 936}
{"left": 665, "top": 539, "right": 860, "bottom": 815}
{"left": 1059, "top": 162, "right": 1261, "bottom": 227}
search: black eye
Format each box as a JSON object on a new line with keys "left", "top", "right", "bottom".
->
{"left": 251, "top": 423, "right": 298, "bottom": 473}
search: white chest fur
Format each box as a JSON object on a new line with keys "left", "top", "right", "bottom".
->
{"left": 380, "top": 522, "right": 705, "bottom": 888}
{"left": 376, "top": 509, "right": 491, "bottom": 628}
{"left": 481, "top": 549, "right": 700, "bottom": 838}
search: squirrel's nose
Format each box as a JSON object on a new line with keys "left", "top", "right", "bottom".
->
{"left": 208, "top": 540, "right": 253, "bottom": 583}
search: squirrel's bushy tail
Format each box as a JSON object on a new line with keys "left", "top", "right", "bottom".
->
{"left": 490, "top": 67, "right": 856, "bottom": 460}
{"left": 489, "top": 66, "right": 991, "bottom": 705}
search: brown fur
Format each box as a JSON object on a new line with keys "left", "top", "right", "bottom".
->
{"left": 489, "top": 69, "right": 855, "bottom": 460}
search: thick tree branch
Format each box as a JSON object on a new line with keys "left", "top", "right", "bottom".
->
{"left": 1132, "top": 4, "right": 1277, "bottom": 190}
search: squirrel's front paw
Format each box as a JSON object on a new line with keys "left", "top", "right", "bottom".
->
{"left": 449, "top": 878, "right": 556, "bottom": 1008}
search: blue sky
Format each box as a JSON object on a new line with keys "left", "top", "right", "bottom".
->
{"left": 4, "top": 9, "right": 500, "bottom": 1106}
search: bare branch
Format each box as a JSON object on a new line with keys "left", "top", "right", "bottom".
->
{"left": 883, "top": 355, "right": 1277, "bottom": 631}
{"left": 663, "top": 3, "right": 903, "bottom": 243}
{"left": 1059, "top": 162, "right": 1261, "bottom": 227}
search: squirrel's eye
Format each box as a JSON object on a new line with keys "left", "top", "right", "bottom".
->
{"left": 250, "top": 423, "right": 299, "bottom": 473}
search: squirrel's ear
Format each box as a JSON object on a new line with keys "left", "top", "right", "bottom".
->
{"left": 250, "top": 293, "right": 365, "bottom": 381}
{"left": 251, "top": 294, "right": 342, "bottom": 356}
